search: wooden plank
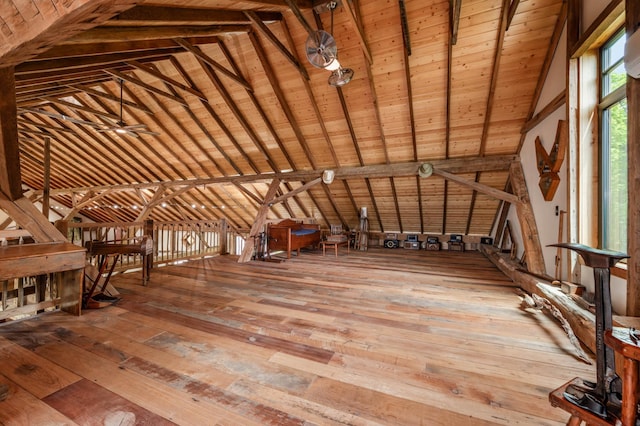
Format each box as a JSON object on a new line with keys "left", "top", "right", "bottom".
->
{"left": 0, "top": 336, "right": 81, "bottom": 399}
{"left": 43, "top": 379, "right": 177, "bottom": 425}
{"left": 0, "top": 1, "right": 140, "bottom": 67}
{"left": 34, "top": 341, "right": 263, "bottom": 425}
{"left": 0, "top": 250, "right": 595, "bottom": 425}
{"left": 341, "top": 0, "right": 373, "bottom": 65}
{"left": 0, "top": 243, "right": 85, "bottom": 281}
{"left": 0, "top": 373, "right": 79, "bottom": 425}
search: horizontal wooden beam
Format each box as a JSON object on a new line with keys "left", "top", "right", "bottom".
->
{"left": 64, "top": 26, "right": 250, "bottom": 44}
{"left": 36, "top": 155, "right": 519, "bottom": 196}
{"left": 115, "top": 7, "right": 282, "bottom": 25}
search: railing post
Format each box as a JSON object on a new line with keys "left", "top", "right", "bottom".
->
{"left": 145, "top": 219, "right": 154, "bottom": 268}
{"left": 220, "top": 218, "right": 228, "bottom": 255}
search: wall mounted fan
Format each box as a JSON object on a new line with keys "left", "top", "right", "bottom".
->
{"left": 96, "top": 79, "right": 158, "bottom": 137}
{"left": 304, "top": 2, "right": 354, "bottom": 87}
{"left": 305, "top": 30, "right": 338, "bottom": 69}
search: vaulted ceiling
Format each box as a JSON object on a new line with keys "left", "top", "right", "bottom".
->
{"left": 6, "top": 0, "right": 564, "bottom": 235}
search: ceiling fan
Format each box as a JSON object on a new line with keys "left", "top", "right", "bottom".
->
{"left": 96, "top": 79, "right": 158, "bottom": 137}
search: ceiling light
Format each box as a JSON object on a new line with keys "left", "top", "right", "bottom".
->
{"left": 418, "top": 163, "right": 434, "bottom": 178}
{"left": 322, "top": 169, "right": 335, "bottom": 184}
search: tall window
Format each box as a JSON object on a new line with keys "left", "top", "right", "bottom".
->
{"left": 600, "top": 29, "right": 628, "bottom": 253}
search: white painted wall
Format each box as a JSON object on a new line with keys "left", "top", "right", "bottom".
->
{"left": 506, "top": 0, "right": 629, "bottom": 314}
{"left": 506, "top": 26, "right": 568, "bottom": 279}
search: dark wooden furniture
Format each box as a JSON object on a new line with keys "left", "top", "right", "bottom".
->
{"left": 85, "top": 236, "right": 153, "bottom": 286}
{"left": 267, "top": 219, "right": 321, "bottom": 259}
{"left": 0, "top": 242, "right": 86, "bottom": 316}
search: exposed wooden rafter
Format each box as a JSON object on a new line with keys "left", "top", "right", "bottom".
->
{"left": 244, "top": 11, "right": 310, "bottom": 80}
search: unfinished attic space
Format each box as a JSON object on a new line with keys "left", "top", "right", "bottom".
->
{"left": 1, "top": 0, "right": 639, "bottom": 424}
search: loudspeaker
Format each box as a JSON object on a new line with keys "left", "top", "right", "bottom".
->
{"left": 481, "top": 237, "right": 493, "bottom": 245}
{"left": 403, "top": 241, "right": 420, "bottom": 250}
{"left": 384, "top": 239, "right": 399, "bottom": 248}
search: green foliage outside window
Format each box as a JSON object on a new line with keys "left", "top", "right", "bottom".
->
{"left": 601, "top": 31, "right": 628, "bottom": 253}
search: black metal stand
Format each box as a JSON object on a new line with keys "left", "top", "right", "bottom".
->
{"left": 550, "top": 243, "right": 629, "bottom": 419}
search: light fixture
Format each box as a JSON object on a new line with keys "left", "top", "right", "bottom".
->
{"left": 418, "top": 163, "right": 434, "bottom": 178}
{"left": 322, "top": 169, "right": 335, "bottom": 184}
{"left": 305, "top": 1, "right": 354, "bottom": 87}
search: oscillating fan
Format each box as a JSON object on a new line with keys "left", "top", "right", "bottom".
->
{"left": 304, "top": 2, "right": 354, "bottom": 87}
{"left": 305, "top": 30, "right": 338, "bottom": 69}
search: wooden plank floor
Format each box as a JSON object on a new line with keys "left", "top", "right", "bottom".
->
{"left": 0, "top": 248, "right": 595, "bottom": 425}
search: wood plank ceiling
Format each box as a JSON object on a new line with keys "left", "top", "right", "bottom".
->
{"left": 7, "top": 0, "right": 564, "bottom": 235}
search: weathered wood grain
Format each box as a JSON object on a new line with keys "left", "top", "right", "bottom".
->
{"left": 0, "top": 249, "right": 593, "bottom": 425}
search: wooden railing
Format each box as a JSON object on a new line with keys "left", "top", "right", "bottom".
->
{"left": 0, "top": 219, "right": 243, "bottom": 320}
{"left": 0, "top": 235, "right": 85, "bottom": 320}
{"left": 63, "top": 218, "right": 242, "bottom": 272}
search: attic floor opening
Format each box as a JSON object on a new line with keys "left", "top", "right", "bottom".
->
{"left": 0, "top": 249, "right": 593, "bottom": 425}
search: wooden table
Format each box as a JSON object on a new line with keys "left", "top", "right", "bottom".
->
{"left": 321, "top": 240, "right": 349, "bottom": 257}
{"left": 0, "top": 242, "right": 86, "bottom": 317}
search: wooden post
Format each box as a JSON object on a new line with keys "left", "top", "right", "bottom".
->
{"left": 42, "top": 137, "right": 51, "bottom": 218}
{"left": 0, "top": 67, "right": 22, "bottom": 201}
{"left": 509, "top": 161, "right": 546, "bottom": 275}
{"left": 626, "top": 0, "right": 640, "bottom": 316}
{"left": 238, "top": 178, "right": 280, "bottom": 263}
{"left": 219, "top": 218, "right": 228, "bottom": 255}
{"left": 145, "top": 219, "right": 154, "bottom": 270}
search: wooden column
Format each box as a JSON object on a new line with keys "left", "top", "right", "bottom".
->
{"left": 42, "top": 137, "right": 51, "bottom": 218}
{"left": 626, "top": 0, "right": 640, "bottom": 316}
{"left": 509, "top": 161, "right": 546, "bottom": 275}
{"left": 238, "top": 178, "right": 280, "bottom": 263}
{"left": 219, "top": 218, "right": 228, "bottom": 255}
{"left": 145, "top": 219, "right": 154, "bottom": 270}
{"left": 0, "top": 67, "right": 22, "bottom": 201}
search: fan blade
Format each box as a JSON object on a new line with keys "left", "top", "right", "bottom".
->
{"left": 134, "top": 129, "right": 160, "bottom": 136}
{"left": 18, "top": 108, "right": 103, "bottom": 128}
